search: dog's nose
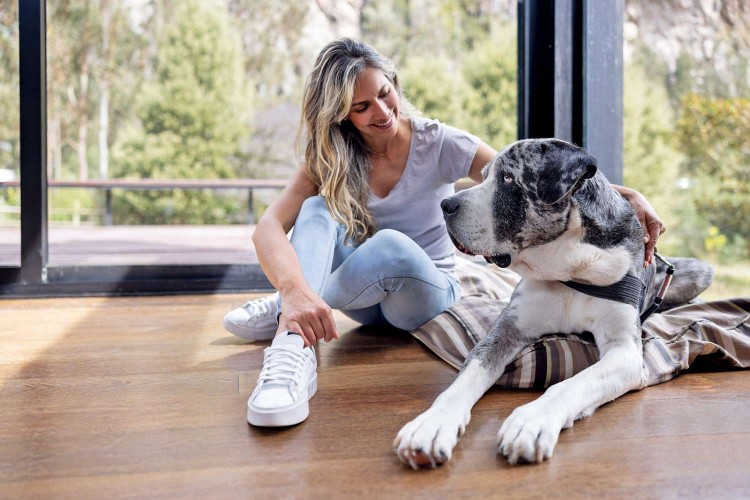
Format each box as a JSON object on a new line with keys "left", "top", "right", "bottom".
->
{"left": 441, "top": 198, "right": 460, "bottom": 216}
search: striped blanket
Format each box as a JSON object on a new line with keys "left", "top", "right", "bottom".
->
{"left": 412, "top": 258, "right": 750, "bottom": 389}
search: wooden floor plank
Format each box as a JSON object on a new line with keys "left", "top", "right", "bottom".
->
{"left": 1, "top": 293, "right": 749, "bottom": 498}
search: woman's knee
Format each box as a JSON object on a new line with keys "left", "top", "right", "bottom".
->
{"left": 299, "top": 195, "right": 330, "bottom": 218}
{"left": 370, "top": 228, "right": 411, "bottom": 246}
{"left": 364, "top": 229, "right": 426, "bottom": 272}
{"left": 291, "top": 195, "right": 348, "bottom": 252}
{"left": 295, "top": 195, "right": 341, "bottom": 232}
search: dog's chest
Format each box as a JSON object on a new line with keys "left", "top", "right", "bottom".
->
{"left": 514, "top": 279, "right": 639, "bottom": 339}
{"left": 512, "top": 229, "right": 632, "bottom": 285}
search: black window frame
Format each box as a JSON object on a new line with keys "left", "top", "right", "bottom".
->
{"left": 1, "top": 0, "right": 623, "bottom": 297}
{"left": 518, "top": 0, "right": 624, "bottom": 184}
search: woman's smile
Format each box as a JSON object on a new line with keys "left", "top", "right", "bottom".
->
{"left": 371, "top": 113, "right": 395, "bottom": 130}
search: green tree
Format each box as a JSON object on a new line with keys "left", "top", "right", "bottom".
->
{"left": 363, "top": 2, "right": 517, "bottom": 152}
{"left": 622, "top": 63, "right": 688, "bottom": 255}
{"left": 623, "top": 64, "right": 683, "bottom": 201}
{"left": 460, "top": 31, "right": 517, "bottom": 150}
{"left": 112, "top": 0, "right": 248, "bottom": 224}
{"left": 0, "top": 2, "right": 19, "bottom": 178}
{"left": 401, "top": 27, "right": 516, "bottom": 151}
{"left": 0, "top": 4, "right": 19, "bottom": 223}
{"left": 361, "top": 0, "right": 419, "bottom": 66}
{"left": 400, "top": 56, "right": 468, "bottom": 123}
{"left": 676, "top": 93, "right": 750, "bottom": 257}
{"left": 226, "top": 0, "right": 307, "bottom": 180}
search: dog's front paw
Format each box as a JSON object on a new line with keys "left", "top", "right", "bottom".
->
{"left": 393, "top": 406, "right": 470, "bottom": 469}
{"left": 496, "top": 403, "right": 564, "bottom": 464}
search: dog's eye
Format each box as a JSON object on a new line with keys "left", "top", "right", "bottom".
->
{"left": 503, "top": 174, "right": 513, "bottom": 184}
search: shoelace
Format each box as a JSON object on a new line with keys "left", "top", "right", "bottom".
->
{"left": 243, "top": 297, "right": 275, "bottom": 319}
{"left": 258, "top": 345, "right": 307, "bottom": 387}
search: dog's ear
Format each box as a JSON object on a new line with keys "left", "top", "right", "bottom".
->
{"left": 537, "top": 150, "right": 597, "bottom": 205}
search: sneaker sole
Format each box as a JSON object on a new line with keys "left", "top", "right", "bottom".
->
{"left": 247, "top": 374, "right": 318, "bottom": 427}
{"left": 223, "top": 317, "right": 277, "bottom": 341}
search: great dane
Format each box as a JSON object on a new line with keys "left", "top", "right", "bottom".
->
{"left": 394, "top": 138, "right": 712, "bottom": 468}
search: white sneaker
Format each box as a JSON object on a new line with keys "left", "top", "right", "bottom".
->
{"left": 223, "top": 293, "right": 279, "bottom": 340}
{"left": 247, "top": 331, "right": 318, "bottom": 427}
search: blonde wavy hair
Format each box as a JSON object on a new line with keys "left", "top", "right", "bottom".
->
{"left": 298, "top": 38, "right": 413, "bottom": 245}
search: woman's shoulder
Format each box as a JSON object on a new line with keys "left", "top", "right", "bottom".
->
{"left": 410, "top": 115, "right": 442, "bottom": 136}
{"left": 408, "top": 116, "right": 445, "bottom": 152}
{"left": 410, "top": 115, "right": 479, "bottom": 147}
{"left": 410, "top": 115, "right": 476, "bottom": 139}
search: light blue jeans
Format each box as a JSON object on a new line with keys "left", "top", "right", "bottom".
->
{"left": 278, "top": 196, "right": 461, "bottom": 331}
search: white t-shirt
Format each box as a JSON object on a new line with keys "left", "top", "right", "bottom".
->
{"left": 368, "top": 116, "right": 481, "bottom": 272}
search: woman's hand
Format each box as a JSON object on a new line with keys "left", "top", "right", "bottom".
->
{"left": 614, "top": 186, "right": 666, "bottom": 266}
{"left": 279, "top": 284, "right": 339, "bottom": 347}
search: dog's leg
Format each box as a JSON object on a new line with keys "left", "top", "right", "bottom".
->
{"left": 394, "top": 303, "right": 531, "bottom": 469}
{"left": 496, "top": 307, "right": 644, "bottom": 464}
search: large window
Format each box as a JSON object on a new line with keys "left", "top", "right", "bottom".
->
{"left": 1, "top": 0, "right": 519, "bottom": 295}
{"left": 363, "top": 1, "right": 518, "bottom": 152}
{"left": 0, "top": 3, "right": 20, "bottom": 267}
{"left": 45, "top": 1, "right": 265, "bottom": 266}
{"left": 7, "top": 1, "right": 744, "bottom": 298}
{"left": 44, "top": 0, "right": 517, "bottom": 266}
{"left": 622, "top": 0, "right": 750, "bottom": 299}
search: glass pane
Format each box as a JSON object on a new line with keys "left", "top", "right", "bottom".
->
{"left": 0, "top": 3, "right": 20, "bottom": 267}
{"left": 46, "top": 0, "right": 516, "bottom": 267}
{"left": 363, "top": 1, "right": 517, "bottom": 150}
{"left": 623, "top": 0, "right": 750, "bottom": 299}
{"left": 46, "top": 0, "right": 259, "bottom": 266}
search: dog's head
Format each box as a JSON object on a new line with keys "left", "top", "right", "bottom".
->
{"left": 441, "top": 138, "right": 597, "bottom": 268}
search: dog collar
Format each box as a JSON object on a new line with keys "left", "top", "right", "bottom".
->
{"left": 559, "top": 274, "right": 646, "bottom": 310}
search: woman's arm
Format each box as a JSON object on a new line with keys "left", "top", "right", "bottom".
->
{"left": 468, "top": 142, "right": 498, "bottom": 183}
{"left": 253, "top": 166, "right": 338, "bottom": 346}
{"left": 612, "top": 185, "right": 666, "bottom": 266}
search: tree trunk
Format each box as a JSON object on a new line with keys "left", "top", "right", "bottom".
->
{"left": 98, "top": 86, "right": 109, "bottom": 180}
{"left": 49, "top": 105, "right": 62, "bottom": 180}
{"left": 77, "top": 52, "right": 91, "bottom": 181}
{"left": 98, "top": 1, "right": 114, "bottom": 180}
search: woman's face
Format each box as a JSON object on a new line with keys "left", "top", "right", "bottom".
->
{"left": 346, "top": 67, "right": 400, "bottom": 146}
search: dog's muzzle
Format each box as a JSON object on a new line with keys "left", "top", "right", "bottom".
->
{"left": 485, "top": 254, "right": 512, "bottom": 268}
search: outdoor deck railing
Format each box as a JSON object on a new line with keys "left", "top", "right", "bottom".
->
{"left": 0, "top": 177, "right": 478, "bottom": 226}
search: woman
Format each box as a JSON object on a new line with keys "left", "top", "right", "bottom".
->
{"left": 223, "top": 38, "right": 665, "bottom": 427}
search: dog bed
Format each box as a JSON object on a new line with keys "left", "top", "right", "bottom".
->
{"left": 412, "top": 257, "right": 750, "bottom": 388}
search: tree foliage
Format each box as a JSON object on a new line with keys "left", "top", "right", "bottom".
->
{"left": 626, "top": 38, "right": 750, "bottom": 262}
{"left": 459, "top": 32, "right": 517, "bottom": 149}
{"left": 0, "top": 3, "right": 19, "bottom": 175}
{"left": 621, "top": 63, "right": 688, "bottom": 255}
{"left": 112, "top": 0, "right": 248, "bottom": 224}
{"left": 399, "top": 26, "right": 517, "bottom": 151}
{"left": 676, "top": 94, "right": 750, "bottom": 252}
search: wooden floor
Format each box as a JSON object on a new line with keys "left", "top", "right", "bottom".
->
{"left": 2, "top": 294, "right": 750, "bottom": 498}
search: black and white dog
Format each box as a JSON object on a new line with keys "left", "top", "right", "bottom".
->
{"left": 394, "top": 138, "right": 712, "bottom": 468}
